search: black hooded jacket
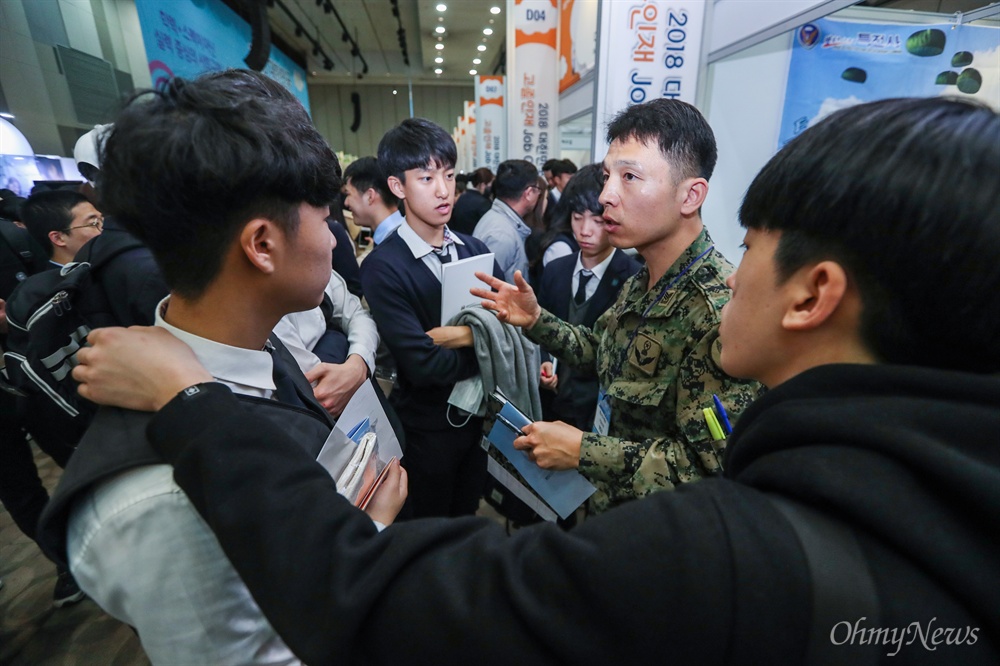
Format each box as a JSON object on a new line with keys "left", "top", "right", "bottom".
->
{"left": 147, "top": 363, "right": 999, "bottom": 664}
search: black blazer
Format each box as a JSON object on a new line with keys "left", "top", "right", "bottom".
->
{"left": 536, "top": 249, "right": 640, "bottom": 429}
{"left": 538, "top": 249, "right": 640, "bottom": 328}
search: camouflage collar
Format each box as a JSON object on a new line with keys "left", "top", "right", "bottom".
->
{"left": 621, "top": 227, "right": 716, "bottom": 317}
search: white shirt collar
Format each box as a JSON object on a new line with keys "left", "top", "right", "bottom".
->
{"left": 574, "top": 249, "right": 615, "bottom": 282}
{"left": 154, "top": 296, "right": 276, "bottom": 396}
{"left": 397, "top": 219, "right": 465, "bottom": 260}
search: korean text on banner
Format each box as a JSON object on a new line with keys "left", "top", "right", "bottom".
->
{"left": 507, "top": 0, "right": 559, "bottom": 166}
{"left": 593, "top": 0, "right": 705, "bottom": 158}
{"left": 476, "top": 76, "right": 507, "bottom": 170}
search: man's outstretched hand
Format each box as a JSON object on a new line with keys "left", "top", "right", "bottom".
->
{"left": 470, "top": 270, "right": 542, "bottom": 329}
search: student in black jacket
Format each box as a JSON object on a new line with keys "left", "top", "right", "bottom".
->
{"left": 70, "top": 98, "right": 1000, "bottom": 664}
{"left": 535, "top": 165, "right": 640, "bottom": 430}
{"left": 359, "top": 118, "right": 503, "bottom": 518}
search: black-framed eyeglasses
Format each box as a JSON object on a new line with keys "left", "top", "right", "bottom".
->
{"left": 63, "top": 217, "right": 104, "bottom": 232}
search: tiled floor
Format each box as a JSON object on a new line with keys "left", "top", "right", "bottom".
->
{"left": 0, "top": 444, "right": 148, "bottom": 666}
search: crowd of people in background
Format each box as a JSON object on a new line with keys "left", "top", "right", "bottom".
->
{"left": 0, "top": 67, "right": 996, "bottom": 665}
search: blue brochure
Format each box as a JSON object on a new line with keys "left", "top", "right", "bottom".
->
{"left": 487, "top": 402, "right": 595, "bottom": 520}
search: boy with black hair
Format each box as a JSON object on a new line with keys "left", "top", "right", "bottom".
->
{"left": 536, "top": 164, "right": 640, "bottom": 430}
{"left": 473, "top": 159, "right": 541, "bottom": 282}
{"left": 360, "top": 117, "right": 502, "bottom": 518}
{"left": 20, "top": 189, "right": 103, "bottom": 266}
{"left": 69, "top": 96, "right": 999, "bottom": 664}
{"left": 37, "top": 69, "right": 404, "bottom": 664}
{"left": 549, "top": 158, "right": 577, "bottom": 196}
{"left": 342, "top": 156, "right": 402, "bottom": 246}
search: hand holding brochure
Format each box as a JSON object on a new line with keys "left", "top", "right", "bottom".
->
{"left": 315, "top": 380, "right": 403, "bottom": 507}
{"left": 485, "top": 389, "right": 596, "bottom": 520}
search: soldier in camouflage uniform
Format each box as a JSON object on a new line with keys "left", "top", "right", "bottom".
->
{"left": 474, "top": 99, "right": 762, "bottom": 513}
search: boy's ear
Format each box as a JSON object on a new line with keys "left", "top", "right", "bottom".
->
{"left": 387, "top": 175, "right": 406, "bottom": 200}
{"left": 678, "top": 178, "right": 709, "bottom": 215}
{"left": 240, "top": 218, "right": 279, "bottom": 274}
{"left": 781, "top": 260, "right": 850, "bottom": 332}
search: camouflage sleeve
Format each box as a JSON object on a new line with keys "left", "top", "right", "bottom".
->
{"left": 578, "top": 331, "right": 761, "bottom": 501}
{"left": 525, "top": 308, "right": 601, "bottom": 371}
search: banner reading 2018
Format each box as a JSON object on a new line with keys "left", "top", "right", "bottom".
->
{"left": 507, "top": 0, "right": 559, "bottom": 166}
{"left": 593, "top": 0, "right": 705, "bottom": 158}
{"left": 477, "top": 76, "right": 507, "bottom": 171}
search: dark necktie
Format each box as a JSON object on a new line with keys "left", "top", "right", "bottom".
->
{"left": 574, "top": 270, "right": 593, "bottom": 305}
{"left": 432, "top": 245, "right": 452, "bottom": 264}
{"left": 267, "top": 346, "right": 308, "bottom": 410}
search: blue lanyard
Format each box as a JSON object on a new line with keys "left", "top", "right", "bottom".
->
{"left": 612, "top": 245, "right": 715, "bottom": 377}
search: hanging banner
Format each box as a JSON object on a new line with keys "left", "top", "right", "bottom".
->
{"left": 456, "top": 115, "right": 469, "bottom": 173}
{"left": 592, "top": 0, "right": 705, "bottom": 158}
{"left": 780, "top": 17, "right": 1000, "bottom": 146}
{"left": 507, "top": 0, "right": 559, "bottom": 166}
{"left": 476, "top": 75, "right": 506, "bottom": 171}
{"left": 558, "top": 0, "right": 598, "bottom": 92}
{"left": 134, "top": 0, "right": 309, "bottom": 111}
{"left": 465, "top": 100, "right": 478, "bottom": 170}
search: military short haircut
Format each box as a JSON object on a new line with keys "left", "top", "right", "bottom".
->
{"left": 606, "top": 98, "right": 717, "bottom": 182}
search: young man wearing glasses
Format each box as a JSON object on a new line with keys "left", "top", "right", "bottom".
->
{"left": 472, "top": 159, "right": 541, "bottom": 282}
{"left": 20, "top": 190, "right": 103, "bottom": 267}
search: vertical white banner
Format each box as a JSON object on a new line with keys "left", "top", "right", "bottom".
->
{"left": 457, "top": 116, "right": 468, "bottom": 172}
{"left": 592, "top": 0, "right": 706, "bottom": 159}
{"left": 507, "top": 0, "right": 559, "bottom": 166}
{"left": 476, "top": 75, "right": 506, "bottom": 171}
{"left": 464, "top": 100, "right": 477, "bottom": 170}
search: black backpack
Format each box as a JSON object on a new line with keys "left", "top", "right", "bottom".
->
{"left": 2, "top": 235, "right": 143, "bottom": 442}
{"left": 0, "top": 218, "right": 49, "bottom": 300}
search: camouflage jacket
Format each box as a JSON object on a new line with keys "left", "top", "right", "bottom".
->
{"left": 526, "top": 228, "right": 763, "bottom": 513}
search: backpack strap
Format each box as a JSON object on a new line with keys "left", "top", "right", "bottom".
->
{"left": 0, "top": 220, "right": 38, "bottom": 273}
{"left": 767, "top": 495, "right": 880, "bottom": 666}
{"left": 74, "top": 231, "right": 144, "bottom": 272}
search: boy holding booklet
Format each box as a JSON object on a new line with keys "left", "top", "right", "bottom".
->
{"left": 359, "top": 118, "right": 504, "bottom": 518}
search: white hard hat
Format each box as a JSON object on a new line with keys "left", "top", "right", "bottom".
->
{"left": 73, "top": 124, "right": 112, "bottom": 170}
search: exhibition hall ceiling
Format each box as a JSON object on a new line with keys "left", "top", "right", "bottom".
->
{"left": 264, "top": 0, "right": 506, "bottom": 85}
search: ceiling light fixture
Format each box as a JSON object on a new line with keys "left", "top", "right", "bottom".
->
{"left": 472, "top": 58, "right": 481, "bottom": 65}
{"left": 435, "top": 56, "right": 443, "bottom": 63}
{"left": 477, "top": 44, "right": 486, "bottom": 52}
{"left": 434, "top": 68, "right": 443, "bottom": 74}
{"left": 469, "top": 69, "right": 477, "bottom": 75}
{"left": 490, "top": 6, "right": 501, "bottom": 14}
{"left": 436, "top": 3, "right": 447, "bottom": 11}
{"left": 483, "top": 28, "right": 493, "bottom": 36}
{"left": 435, "top": 43, "right": 444, "bottom": 50}
{"left": 435, "top": 26, "right": 445, "bottom": 34}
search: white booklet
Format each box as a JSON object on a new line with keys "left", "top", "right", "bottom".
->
{"left": 316, "top": 380, "right": 404, "bottom": 504}
{"left": 440, "top": 252, "right": 494, "bottom": 324}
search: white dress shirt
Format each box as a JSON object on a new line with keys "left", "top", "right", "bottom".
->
{"left": 67, "top": 297, "right": 300, "bottom": 665}
{"left": 397, "top": 220, "right": 465, "bottom": 282}
{"left": 572, "top": 250, "right": 616, "bottom": 303}
{"left": 272, "top": 269, "right": 378, "bottom": 376}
